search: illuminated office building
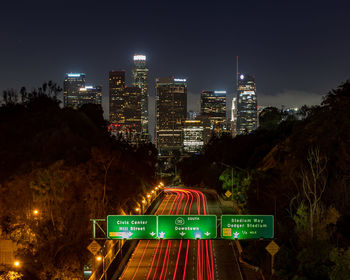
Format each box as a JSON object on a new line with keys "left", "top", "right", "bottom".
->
{"left": 156, "top": 77, "right": 187, "bottom": 155}
{"left": 109, "top": 70, "right": 126, "bottom": 124}
{"left": 77, "top": 85, "right": 102, "bottom": 105}
{"left": 132, "top": 54, "right": 149, "bottom": 140}
{"left": 187, "top": 111, "right": 199, "bottom": 120}
{"left": 63, "top": 73, "right": 86, "bottom": 107}
{"left": 108, "top": 86, "right": 142, "bottom": 143}
{"left": 200, "top": 90, "right": 227, "bottom": 143}
{"left": 231, "top": 97, "right": 237, "bottom": 137}
{"left": 183, "top": 120, "right": 204, "bottom": 154}
{"left": 236, "top": 74, "right": 257, "bottom": 134}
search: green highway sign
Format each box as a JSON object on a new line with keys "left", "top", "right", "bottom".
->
{"left": 221, "top": 215, "right": 274, "bottom": 240}
{"left": 157, "top": 215, "right": 217, "bottom": 239}
{"left": 107, "top": 215, "right": 157, "bottom": 239}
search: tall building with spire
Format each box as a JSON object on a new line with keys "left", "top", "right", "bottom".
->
{"left": 231, "top": 96, "right": 237, "bottom": 137}
{"left": 132, "top": 54, "right": 149, "bottom": 141}
{"left": 236, "top": 74, "right": 257, "bottom": 134}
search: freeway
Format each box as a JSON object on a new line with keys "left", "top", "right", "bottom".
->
{"left": 115, "top": 187, "right": 255, "bottom": 280}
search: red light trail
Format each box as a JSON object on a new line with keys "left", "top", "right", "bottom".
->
{"left": 120, "top": 187, "right": 215, "bottom": 280}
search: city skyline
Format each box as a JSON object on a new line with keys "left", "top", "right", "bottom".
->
{"left": 1, "top": 1, "right": 346, "bottom": 116}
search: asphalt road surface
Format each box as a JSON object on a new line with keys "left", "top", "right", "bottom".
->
{"left": 116, "top": 187, "right": 257, "bottom": 280}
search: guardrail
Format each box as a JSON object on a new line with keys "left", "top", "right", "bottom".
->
{"left": 88, "top": 190, "right": 164, "bottom": 280}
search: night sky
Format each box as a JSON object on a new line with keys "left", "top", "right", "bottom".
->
{"left": 1, "top": 1, "right": 350, "bottom": 129}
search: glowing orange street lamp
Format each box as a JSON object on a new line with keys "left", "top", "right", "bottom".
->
{"left": 13, "top": 260, "right": 20, "bottom": 267}
{"left": 96, "top": 255, "right": 102, "bottom": 262}
{"left": 33, "top": 209, "right": 39, "bottom": 215}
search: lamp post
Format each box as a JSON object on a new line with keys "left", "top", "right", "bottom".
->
{"left": 141, "top": 200, "right": 146, "bottom": 214}
{"left": 96, "top": 255, "right": 106, "bottom": 280}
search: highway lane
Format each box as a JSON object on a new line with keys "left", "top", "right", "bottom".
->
{"left": 116, "top": 187, "right": 246, "bottom": 280}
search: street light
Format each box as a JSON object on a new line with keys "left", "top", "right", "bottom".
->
{"left": 33, "top": 209, "right": 39, "bottom": 215}
{"left": 95, "top": 255, "right": 106, "bottom": 280}
{"left": 141, "top": 200, "right": 146, "bottom": 214}
{"left": 13, "top": 260, "right": 20, "bottom": 268}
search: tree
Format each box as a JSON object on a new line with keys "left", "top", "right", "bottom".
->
{"left": 79, "top": 103, "right": 107, "bottom": 132}
{"left": 258, "top": 107, "right": 281, "bottom": 130}
{"left": 329, "top": 247, "right": 350, "bottom": 280}
{"left": 2, "top": 89, "right": 18, "bottom": 105}
{"left": 0, "top": 272, "right": 23, "bottom": 280}
{"left": 219, "top": 167, "right": 251, "bottom": 212}
{"left": 299, "top": 147, "right": 327, "bottom": 240}
{"left": 291, "top": 147, "right": 340, "bottom": 244}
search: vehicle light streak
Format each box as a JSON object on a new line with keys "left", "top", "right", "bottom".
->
{"left": 124, "top": 193, "right": 174, "bottom": 280}
{"left": 125, "top": 188, "right": 216, "bottom": 280}
{"left": 182, "top": 189, "right": 193, "bottom": 280}
{"left": 161, "top": 190, "right": 187, "bottom": 279}
{"left": 150, "top": 191, "right": 180, "bottom": 280}
{"left": 173, "top": 191, "right": 190, "bottom": 280}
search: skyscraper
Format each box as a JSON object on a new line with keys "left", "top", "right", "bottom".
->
{"left": 78, "top": 85, "right": 102, "bottom": 105}
{"left": 231, "top": 96, "right": 237, "bottom": 137}
{"left": 109, "top": 70, "right": 126, "bottom": 124}
{"left": 109, "top": 70, "right": 143, "bottom": 143}
{"left": 132, "top": 54, "right": 149, "bottom": 140}
{"left": 63, "top": 73, "right": 86, "bottom": 107}
{"left": 156, "top": 77, "right": 187, "bottom": 155}
{"left": 236, "top": 74, "right": 257, "bottom": 134}
{"left": 200, "top": 90, "right": 227, "bottom": 144}
{"left": 183, "top": 120, "right": 204, "bottom": 154}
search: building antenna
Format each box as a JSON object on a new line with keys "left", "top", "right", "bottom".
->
{"left": 236, "top": 56, "right": 239, "bottom": 90}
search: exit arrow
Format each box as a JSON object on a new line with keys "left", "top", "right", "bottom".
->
{"left": 150, "top": 232, "right": 156, "bottom": 236}
{"left": 179, "top": 232, "right": 186, "bottom": 236}
{"left": 159, "top": 232, "right": 165, "bottom": 238}
{"left": 204, "top": 232, "right": 211, "bottom": 236}
{"left": 128, "top": 232, "right": 133, "bottom": 237}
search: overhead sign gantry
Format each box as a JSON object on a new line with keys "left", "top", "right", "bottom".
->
{"left": 106, "top": 215, "right": 273, "bottom": 240}
{"left": 221, "top": 215, "right": 274, "bottom": 240}
{"left": 158, "top": 215, "right": 217, "bottom": 239}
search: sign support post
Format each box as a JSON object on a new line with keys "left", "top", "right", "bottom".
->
{"left": 90, "top": 219, "right": 106, "bottom": 239}
{"left": 265, "top": 240, "right": 280, "bottom": 277}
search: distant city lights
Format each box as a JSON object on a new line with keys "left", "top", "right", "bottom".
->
{"left": 174, "top": 78, "right": 186, "bottom": 82}
{"left": 240, "top": 74, "right": 244, "bottom": 80}
{"left": 67, "top": 73, "right": 82, "bottom": 77}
